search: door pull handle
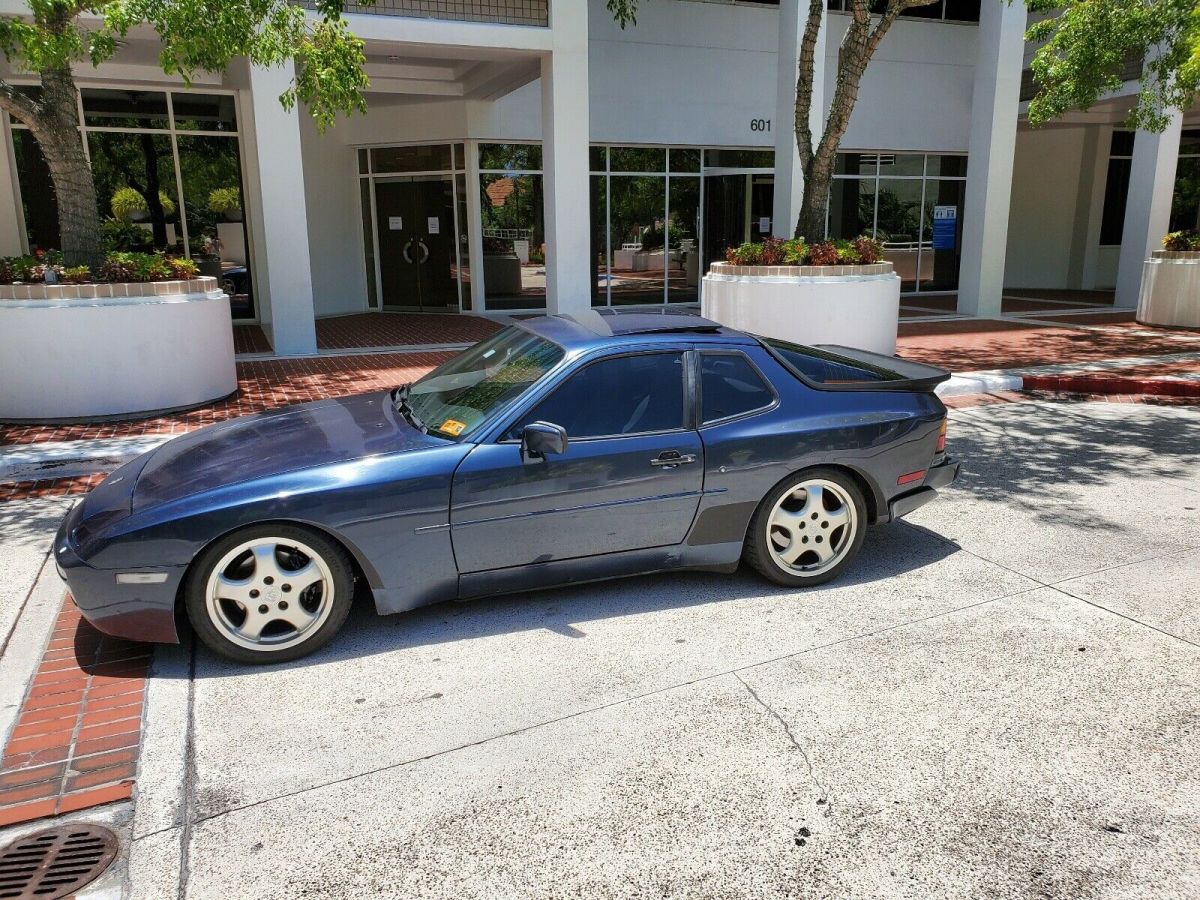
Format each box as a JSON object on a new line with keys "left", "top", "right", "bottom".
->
{"left": 650, "top": 452, "right": 697, "bottom": 468}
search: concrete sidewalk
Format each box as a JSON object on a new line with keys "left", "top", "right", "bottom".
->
{"left": 111, "top": 399, "right": 1199, "bottom": 899}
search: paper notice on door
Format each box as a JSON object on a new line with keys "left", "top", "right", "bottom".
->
{"left": 758, "top": 216, "right": 771, "bottom": 233}
{"left": 427, "top": 217, "right": 440, "bottom": 234}
{"left": 388, "top": 216, "right": 403, "bottom": 230}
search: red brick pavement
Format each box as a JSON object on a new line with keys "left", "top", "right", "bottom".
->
{"left": 0, "top": 597, "right": 149, "bottom": 827}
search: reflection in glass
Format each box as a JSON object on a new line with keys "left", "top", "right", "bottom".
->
{"left": 591, "top": 175, "right": 608, "bottom": 306}
{"left": 455, "top": 173, "right": 471, "bottom": 310}
{"left": 1170, "top": 158, "right": 1200, "bottom": 232}
{"left": 667, "top": 177, "right": 701, "bottom": 302}
{"left": 361, "top": 180, "right": 378, "bottom": 308}
{"left": 828, "top": 178, "right": 875, "bottom": 240}
{"left": 478, "top": 143, "right": 542, "bottom": 171}
{"left": 177, "top": 134, "right": 252, "bottom": 316}
{"left": 88, "top": 131, "right": 180, "bottom": 250}
{"left": 704, "top": 149, "right": 773, "bottom": 169}
{"left": 609, "top": 147, "right": 666, "bottom": 173}
{"left": 372, "top": 144, "right": 452, "bottom": 173}
{"left": 11, "top": 130, "right": 59, "bottom": 250}
{"left": 171, "top": 94, "right": 237, "bottom": 131}
{"left": 921, "top": 180, "right": 965, "bottom": 291}
{"left": 875, "top": 178, "right": 924, "bottom": 292}
{"left": 608, "top": 175, "right": 666, "bottom": 305}
{"left": 877, "top": 153, "right": 925, "bottom": 177}
{"left": 669, "top": 149, "right": 701, "bottom": 173}
{"left": 82, "top": 89, "right": 169, "bottom": 128}
{"left": 590, "top": 146, "right": 608, "bottom": 172}
{"left": 479, "top": 173, "right": 546, "bottom": 310}
{"left": 925, "top": 154, "right": 967, "bottom": 177}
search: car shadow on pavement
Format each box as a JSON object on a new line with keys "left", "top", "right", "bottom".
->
{"left": 170, "top": 518, "right": 962, "bottom": 676}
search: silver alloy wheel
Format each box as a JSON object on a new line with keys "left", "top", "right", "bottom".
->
{"left": 766, "top": 478, "right": 858, "bottom": 577}
{"left": 205, "top": 537, "right": 335, "bottom": 652}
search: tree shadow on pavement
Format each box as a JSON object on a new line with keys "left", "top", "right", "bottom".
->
{"left": 944, "top": 401, "right": 1200, "bottom": 530}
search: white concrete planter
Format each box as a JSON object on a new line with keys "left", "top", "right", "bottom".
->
{"left": 0, "top": 277, "right": 236, "bottom": 422}
{"left": 1136, "top": 251, "right": 1200, "bottom": 328}
{"left": 702, "top": 262, "right": 902, "bottom": 355}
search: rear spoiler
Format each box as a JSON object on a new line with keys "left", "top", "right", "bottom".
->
{"left": 811, "top": 344, "right": 951, "bottom": 393}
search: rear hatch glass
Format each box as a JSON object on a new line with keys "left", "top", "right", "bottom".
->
{"left": 759, "top": 338, "right": 950, "bottom": 392}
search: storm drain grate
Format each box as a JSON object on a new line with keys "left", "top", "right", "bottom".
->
{"left": 0, "top": 825, "right": 118, "bottom": 899}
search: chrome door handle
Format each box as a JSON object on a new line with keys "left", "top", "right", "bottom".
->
{"left": 417, "top": 240, "right": 430, "bottom": 264}
{"left": 402, "top": 239, "right": 414, "bottom": 264}
{"left": 650, "top": 452, "right": 697, "bottom": 469}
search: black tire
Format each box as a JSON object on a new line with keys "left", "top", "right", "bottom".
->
{"left": 744, "top": 467, "right": 868, "bottom": 588}
{"left": 185, "top": 523, "right": 355, "bottom": 665}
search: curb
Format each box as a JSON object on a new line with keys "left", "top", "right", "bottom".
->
{"left": 1021, "top": 373, "right": 1200, "bottom": 398}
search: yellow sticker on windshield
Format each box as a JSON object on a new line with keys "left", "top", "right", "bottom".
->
{"left": 440, "top": 419, "right": 466, "bottom": 436}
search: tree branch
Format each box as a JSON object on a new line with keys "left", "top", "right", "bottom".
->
{"left": 0, "top": 76, "right": 41, "bottom": 129}
{"left": 795, "top": 0, "right": 824, "bottom": 174}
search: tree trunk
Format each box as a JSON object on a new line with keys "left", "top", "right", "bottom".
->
{"left": 37, "top": 65, "right": 104, "bottom": 270}
{"left": 792, "top": 1, "right": 911, "bottom": 242}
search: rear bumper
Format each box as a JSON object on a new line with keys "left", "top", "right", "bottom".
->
{"left": 55, "top": 503, "right": 183, "bottom": 644}
{"left": 887, "top": 457, "right": 960, "bottom": 522}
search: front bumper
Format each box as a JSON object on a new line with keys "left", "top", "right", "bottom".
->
{"left": 887, "top": 457, "right": 960, "bottom": 522}
{"left": 55, "top": 502, "right": 184, "bottom": 644}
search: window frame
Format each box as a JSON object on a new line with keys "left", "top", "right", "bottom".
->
{"left": 498, "top": 347, "right": 697, "bottom": 443}
{"left": 696, "top": 350, "right": 779, "bottom": 427}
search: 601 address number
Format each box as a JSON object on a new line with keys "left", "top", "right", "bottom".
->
{"left": 750, "top": 119, "right": 771, "bottom": 133}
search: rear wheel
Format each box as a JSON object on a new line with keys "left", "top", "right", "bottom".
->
{"left": 185, "top": 524, "right": 354, "bottom": 664}
{"left": 745, "top": 468, "right": 867, "bottom": 587}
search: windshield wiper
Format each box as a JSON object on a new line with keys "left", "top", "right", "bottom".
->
{"left": 392, "top": 384, "right": 427, "bottom": 433}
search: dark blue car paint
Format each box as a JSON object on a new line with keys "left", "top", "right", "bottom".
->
{"left": 56, "top": 314, "right": 952, "bottom": 645}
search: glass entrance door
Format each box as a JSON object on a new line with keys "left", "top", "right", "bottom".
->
{"left": 374, "top": 175, "right": 458, "bottom": 310}
{"left": 702, "top": 173, "right": 774, "bottom": 275}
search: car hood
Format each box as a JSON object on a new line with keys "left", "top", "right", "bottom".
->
{"left": 132, "top": 391, "right": 446, "bottom": 510}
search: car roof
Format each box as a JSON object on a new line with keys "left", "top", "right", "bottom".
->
{"left": 515, "top": 308, "right": 756, "bottom": 350}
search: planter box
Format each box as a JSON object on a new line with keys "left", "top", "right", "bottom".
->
{"left": 1136, "top": 250, "right": 1200, "bottom": 328}
{"left": 701, "top": 261, "right": 902, "bottom": 355}
{"left": 0, "top": 277, "right": 236, "bottom": 422}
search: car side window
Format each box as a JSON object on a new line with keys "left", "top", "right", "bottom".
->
{"left": 511, "top": 352, "right": 687, "bottom": 439}
{"left": 700, "top": 352, "right": 774, "bottom": 424}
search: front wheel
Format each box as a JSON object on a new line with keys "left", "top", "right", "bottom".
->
{"left": 744, "top": 468, "right": 867, "bottom": 587}
{"left": 185, "top": 524, "right": 355, "bottom": 664}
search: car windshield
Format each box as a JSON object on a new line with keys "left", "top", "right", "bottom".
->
{"left": 403, "top": 327, "right": 565, "bottom": 439}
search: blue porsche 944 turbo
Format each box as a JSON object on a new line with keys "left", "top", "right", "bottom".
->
{"left": 56, "top": 309, "right": 958, "bottom": 663}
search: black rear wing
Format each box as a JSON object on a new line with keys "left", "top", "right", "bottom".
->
{"left": 812, "top": 344, "right": 951, "bottom": 393}
{"left": 757, "top": 336, "right": 951, "bottom": 393}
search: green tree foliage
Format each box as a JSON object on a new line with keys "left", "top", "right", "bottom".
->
{"left": 0, "top": 0, "right": 375, "bottom": 266}
{"left": 1025, "top": 0, "right": 1200, "bottom": 131}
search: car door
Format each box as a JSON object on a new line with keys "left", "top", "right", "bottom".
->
{"left": 449, "top": 349, "right": 704, "bottom": 573}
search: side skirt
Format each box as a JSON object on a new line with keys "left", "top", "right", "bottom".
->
{"left": 458, "top": 542, "right": 744, "bottom": 602}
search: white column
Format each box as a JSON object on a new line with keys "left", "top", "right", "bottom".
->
{"left": 464, "top": 138, "right": 487, "bottom": 312}
{"left": 957, "top": 0, "right": 1025, "bottom": 317}
{"left": 0, "top": 119, "right": 26, "bottom": 255}
{"left": 1115, "top": 112, "right": 1184, "bottom": 308}
{"left": 773, "top": 0, "right": 825, "bottom": 239}
{"left": 245, "top": 62, "right": 318, "bottom": 355}
{"left": 541, "top": 0, "right": 591, "bottom": 315}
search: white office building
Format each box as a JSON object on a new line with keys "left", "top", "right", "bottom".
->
{"left": 1, "top": 0, "right": 1197, "bottom": 354}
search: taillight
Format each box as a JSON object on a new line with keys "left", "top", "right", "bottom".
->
{"left": 936, "top": 418, "right": 947, "bottom": 453}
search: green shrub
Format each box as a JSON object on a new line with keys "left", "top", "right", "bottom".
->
{"left": 111, "top": 187, "right": 176, "bottom": 222}
{"left": 61, "top": 266, "right": 91, "bottom": 284}
{"left": 1163, "top": 230, "right": 1200, "bottom": 251}
{"left": 207, "top": 187, "right": 242, "bottom": 216}
{"left": 100, "top": 217, "right": 155, "bottom": 252}
{"left": 724, "top": 234, "right": 880, "bottom": 267}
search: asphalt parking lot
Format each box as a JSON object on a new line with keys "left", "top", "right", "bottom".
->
{"left": 6, "top": 397, "right": 1200, "bottom": 898}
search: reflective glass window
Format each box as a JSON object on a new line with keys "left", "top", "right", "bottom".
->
{"left": 82, "top": 89, "right": 169, "bottom": 129}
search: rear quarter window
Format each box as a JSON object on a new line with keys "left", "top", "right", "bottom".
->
{"left": 761, "top": 338, "right": 905, "bottom": 385}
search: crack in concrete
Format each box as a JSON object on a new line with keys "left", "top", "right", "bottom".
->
{"left": 176, "top": 636, "right": 198, "bottom": 900}
{"left": 734, "top": 672, "right": 835, "bottom": 818}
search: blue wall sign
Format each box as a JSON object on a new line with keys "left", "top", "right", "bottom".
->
{"left": 932, "top": 205, "right": 957, "bottom": 251}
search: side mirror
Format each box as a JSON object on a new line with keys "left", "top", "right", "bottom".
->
{"left": 521, "top": 421, "right": 569, "bottom": 459}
